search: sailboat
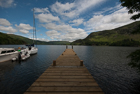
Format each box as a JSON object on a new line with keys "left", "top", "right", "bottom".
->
{"left": 27, "top": 8, "right": 38, "bottom": 55}
{"left": 1, "top": 9, "right": 38, "bottom": 63}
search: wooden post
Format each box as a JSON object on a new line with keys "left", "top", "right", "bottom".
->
{"left": 72, "top": 45, "right": 73, "bottom": 49}
{"left": 66, "top": 45, "right": 68, "bottom": 49}
{"left": 80, "top": 60, "right": 83, "bottom": 66}
{"left": 53, "top": 60, "right": 56, "bottom": 66}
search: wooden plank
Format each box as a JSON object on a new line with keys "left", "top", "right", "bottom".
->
{"left": 31, "top": 82, "right": 99, "bottom": 87}
{"left": 27, "top": 87, "right": 102, "bottom": 92}
{"left": 38, "top": 76, "right": 93, "bottom": 79}
{"left": 41, "top": 73, "right": 91, "bottom": 76}
{"left": 24, "top": 92, "right": 104, "bottom": 94}
{"left": 47, "top": 67, "right": 87, "bottom": 70}
{"left": 44, "top": 70, "right": 89, "bottom": 73}
{"left": 44, "top": 68, "right": 89, "bottom": 71}
{"left": 36, "top": 78, "right": 95, "bottom": 82}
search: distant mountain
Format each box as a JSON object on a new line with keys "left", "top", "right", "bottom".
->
{"left": 0, "top": 32, "right": 70, "bottom": 45}
{"left": 43, "top": 41, "right": 71, "bottom": 45}
{"left": 72, "top": 21, "right": 140, "bottom": 46}
{"left": 1, "top": 21, "right": 140, "bottom": 46}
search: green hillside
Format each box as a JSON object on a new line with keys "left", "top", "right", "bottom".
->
{"left": 0, "top": 32, "right": 70, "bottom": 45}
{"left": 0, "top": 32, "right": 26, "bottom": 44}
{"left": 43, "top": 41, "right": 70, "bottom": 45}
{"left": 1, "top": 21, "right": 140, "bottom": 46}
{"left": 72, "top": 21, "right": 140, "bottom": 46}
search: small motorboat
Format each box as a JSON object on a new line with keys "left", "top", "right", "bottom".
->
{"left": 12, "top": 47, "right": 30, "bottom": 61}
{"left": 20, "top": 48, "right": 30, "bottom": 60}
{"left": 0, "top": 48, "right": 18, "bottom": 63}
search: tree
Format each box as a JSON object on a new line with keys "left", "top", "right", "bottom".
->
{"left": 120, "top": 0, "right": 140, "bottom": 20}
{"left": 127, "top": 49, "right": 140, "bottom": 72}
{"left": 120, "top": 0, "right": 140, "bottom": 72}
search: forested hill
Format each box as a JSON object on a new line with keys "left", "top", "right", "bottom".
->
{"left": 72, "top": 21, "right": 140, "bottom": 46}
{"left": 1, "top": 21, "right": 140, "bottom": 46}
{"left": 0, "top": 32, "right": 70, "bottom": 45}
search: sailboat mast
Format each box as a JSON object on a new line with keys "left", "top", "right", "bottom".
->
{"left": 33, "top": 8, "right": 35, "bottom": 44}
{"left": 33, "top": 8, "right": 37, "bottom": 46}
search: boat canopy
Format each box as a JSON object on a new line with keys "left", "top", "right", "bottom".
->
{"left": 26, "top": 44, "right": 34, "bottom": 47}
{"left": 0, "top": 48, "right": 15, "bottom": 54}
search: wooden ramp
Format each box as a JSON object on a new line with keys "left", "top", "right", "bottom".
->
{"left": 24, "top": 49, "right": 104, "bottom": 94}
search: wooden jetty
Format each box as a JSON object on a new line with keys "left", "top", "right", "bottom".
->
{"left": 24, "top": 49, "right": 104, "bottom": 94}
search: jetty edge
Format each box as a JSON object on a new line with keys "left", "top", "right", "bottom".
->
{"left": 24, "top": 48, "right": 104, "bottom": 94}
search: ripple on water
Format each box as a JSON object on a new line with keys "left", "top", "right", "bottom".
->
{"left": 0, "top": 45, "right": 140, "bottom": 94}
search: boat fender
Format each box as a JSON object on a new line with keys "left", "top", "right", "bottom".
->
{"left": 12, "top": 58, "right": 16, "bottom": 62}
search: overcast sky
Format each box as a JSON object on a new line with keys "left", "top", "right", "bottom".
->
{"left": 0, "top": 0, "right": 139, "bottom": 42}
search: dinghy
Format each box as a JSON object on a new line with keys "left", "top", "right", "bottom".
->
{"left": 12, "top": 47, "right": 30, "bottom": 61}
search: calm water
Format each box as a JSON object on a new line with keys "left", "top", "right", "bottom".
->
{"left": 0, "top": 45, "right": 140, "bottom": 94}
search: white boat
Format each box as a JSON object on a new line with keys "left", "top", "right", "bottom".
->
{"left": 28, "top": 46, "right": 38, "bottom": 55}
{"left": 12, "top": 48, "right": 30, "bottom": 61}
{"left": 0, "top": 48, "right": 18, "bottom": 63}
{"left": 19, "top": 48, "right": 30, "bottom": 60}
{"left": 20, "top": 48, "right": 30, "bottom": 60}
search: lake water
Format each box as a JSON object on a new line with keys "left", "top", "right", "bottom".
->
{"left": 0, "top": 45, "right": 140, "bottom": 94}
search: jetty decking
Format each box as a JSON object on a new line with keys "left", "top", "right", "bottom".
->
{"left": 24, "top": 49, "right": 104, "bottom": 94}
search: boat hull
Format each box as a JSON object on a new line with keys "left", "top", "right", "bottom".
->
{"left": 21, "top": 54, "right": 30, "bottom": 60}
{"left": 30, "top": 47, "right": 38, "bottom": 55}
{"left": 0, "top": 52, "right": 18, "bottom": 63}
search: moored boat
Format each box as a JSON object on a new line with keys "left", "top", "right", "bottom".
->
{"left": 20, "top": 48, "right": 30, "bottom": 60}
{"left": 26, "top": 44, "right": 38, "bottom": 55}
{"left": 29, "top": 46, "right": 38, "bottom": 55}
{"left": 12, "top": 47, "right": 31, "bottom": 61}
{"left": 0, "top": 48, "right": 18, "bottom": 63}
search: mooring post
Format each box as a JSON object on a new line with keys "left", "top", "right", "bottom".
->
{"left": 72, "top": 45, "right": 73, "bottom": 49}
{"left": 53, "top": 60, "right": 56, "bottom": 66}
{"left": 66, "top": 45, "right": 68, "bottom": 49}
{"left": 80, "top": 60, "right": 83, "bottom": 66}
